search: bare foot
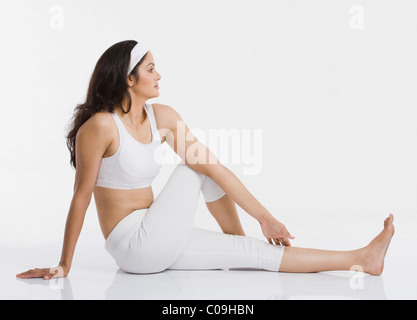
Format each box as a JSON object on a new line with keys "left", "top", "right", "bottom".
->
{"left": 362, "top": 214, "right": 395, "bottom": 275}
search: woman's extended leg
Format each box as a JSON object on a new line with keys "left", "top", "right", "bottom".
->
{"left": 168, "top": 227, "right": 284, "bottom": 271}
{"left": 169, "top": 214, "right": 394, "bottom": 275}
{"left": 278, "top": 214, "right": 395, "bottom": 275}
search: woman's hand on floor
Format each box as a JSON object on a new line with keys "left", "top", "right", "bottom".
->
{"left": 16, "top": 264, "right": 68, "bottom": 280}
{"left": 259, "top": 216, "right": 295, "bottom": 246}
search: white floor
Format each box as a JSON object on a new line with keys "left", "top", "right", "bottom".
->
{"left": 2, "top": 214, "right": 416, "bottom": 300}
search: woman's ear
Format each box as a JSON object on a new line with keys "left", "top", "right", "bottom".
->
{"left": 127, "top": 74, "right": 136, "bottom": 87}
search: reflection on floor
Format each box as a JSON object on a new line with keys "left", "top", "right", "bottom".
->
{"left": 13, "top": 268, "right": 389, "bottom": 300}
{"left": 3, "top": 214, "right": 417, "bottom": 300}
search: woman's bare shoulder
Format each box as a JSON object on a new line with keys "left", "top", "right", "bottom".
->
{"left": 77, "top": 111, "right": 115, "bottom": 140}
{"left": 152, "top": 103, "right": 175, "bottom": 114}
{"left": 82, "top": 110, "right": 113, "bottom": 128}
{"left": 152, "top": 103, "right": 182, "bottom": 129}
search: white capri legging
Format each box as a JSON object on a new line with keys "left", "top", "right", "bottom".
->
{"left": 104, "top": 163, "right": 285, "bottom": 274}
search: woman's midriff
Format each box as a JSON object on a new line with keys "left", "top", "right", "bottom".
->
{"left": 93, "top": 185, "right": 154, "bottom": 240}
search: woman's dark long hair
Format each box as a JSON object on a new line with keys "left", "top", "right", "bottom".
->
{"left": 66, "top": 40, "right": 147, "bottom": 169}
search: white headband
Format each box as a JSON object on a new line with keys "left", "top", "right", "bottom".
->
{"left": 127, "top": 42, "right": 150, "bottom": 76}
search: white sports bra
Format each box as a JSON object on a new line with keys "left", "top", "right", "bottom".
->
{"left": 95, "top": 103, "right": 162, "bottom": 189}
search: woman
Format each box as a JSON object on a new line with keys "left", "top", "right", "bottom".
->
{"left": 16, "top": 40, "right": 394, "bottom": 280}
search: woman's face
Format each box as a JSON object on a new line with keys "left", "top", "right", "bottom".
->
{"left": 129, "top": 51, "right": 161, "bottom": 99}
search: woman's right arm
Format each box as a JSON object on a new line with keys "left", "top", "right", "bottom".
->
{"left": 16, "top": 113, "right": 112, "bottom": 280}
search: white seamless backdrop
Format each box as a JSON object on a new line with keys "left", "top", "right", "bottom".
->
{"left": 0, "top": 0, "right": 416, "bottom": 249}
